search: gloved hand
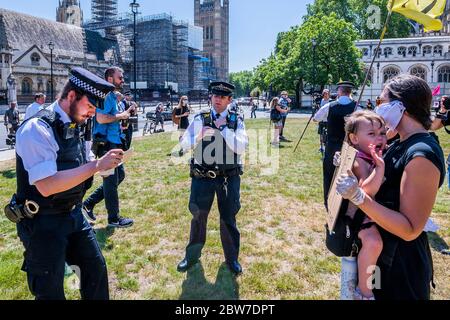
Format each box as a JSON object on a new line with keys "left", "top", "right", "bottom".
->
{"left": 336, "top": 170, "right": 366, "bottom": 206}
{"left": 333, "top": 151, "right": 341, "bottom": 167}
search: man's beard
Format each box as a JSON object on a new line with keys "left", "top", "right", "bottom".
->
{"left": 69, "top": 100, "right": 85, "bottom": 125}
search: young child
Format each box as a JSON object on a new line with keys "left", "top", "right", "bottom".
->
{"left": 344, "top": 110, "right": 387, "bottom": 300}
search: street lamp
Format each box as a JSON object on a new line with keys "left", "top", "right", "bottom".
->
{"left": 48, "top": 41, "right": 55, "bottom": 101}
{"left": 130, "top": 0, "right": 140, "bottom": 102}
{"left": 431, "top": 60, "right": 435, "bottom": 82}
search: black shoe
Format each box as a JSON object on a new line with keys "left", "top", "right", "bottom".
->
{"left": 177, "top": 258, "right": 198, "bottom": 272}
{"left": 108, "top": 217, "right": 134, "bottom": 228}
{"left": 227, "top": 260, "right": 242, "bottom": 275}
{"left": 279, "top": 136, "right": 292, "bottom": 142}
{"left": 82, "top": 205, "right": 96, "bottom": 221}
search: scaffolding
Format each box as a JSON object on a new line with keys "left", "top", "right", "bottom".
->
{"left": 91, "top": 0, "right": 118, "bottom": 23}
{"left": 84, "top": 11, "right": 208, "bottom": 94}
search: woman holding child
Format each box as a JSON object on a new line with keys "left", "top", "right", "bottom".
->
{"left": 337, "top": 75, "right": 446, "bottom": 300}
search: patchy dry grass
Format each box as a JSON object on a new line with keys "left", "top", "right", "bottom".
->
{"left": 0, "top": 118, "right": 448, "bottom": 300}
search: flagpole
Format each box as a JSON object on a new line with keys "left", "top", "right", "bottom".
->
{"left": 357, "top": 1, "right": 395, "bottom": 107}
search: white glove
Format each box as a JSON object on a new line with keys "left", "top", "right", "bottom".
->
{"left": 333, "top": 151, "right": 341, "bottom": 167}
{"left": 336, "top": 170, "right": 366, "bottom": 206}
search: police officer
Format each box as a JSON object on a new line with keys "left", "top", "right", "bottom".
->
{"left": 11, "top": 67, "right": 122, "bottom": 300}
{"left": 313, "top": 81, "right": 358, "bottom": 208}
{"left": 177, "top": 81, "right": 248, "bottom": 275}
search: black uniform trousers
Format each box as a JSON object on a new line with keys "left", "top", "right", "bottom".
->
{"left": 185, "top": 175, "right": 241, "bottom": 264}
{"left": 16, "top": 205, "right": 109, "bottom": 300}
{"left": 323, "top": 141, "right": 342, "bottom": 209}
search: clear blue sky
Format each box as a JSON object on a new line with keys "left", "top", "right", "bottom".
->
{"left": 0, "top": 0, "right": 313, "bottom": 72}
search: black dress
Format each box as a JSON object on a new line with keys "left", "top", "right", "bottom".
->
{"left": 176, "top": 106, "right": 190, "bottom": 130}
{"left": 373, "top": 133, "right": 446, "bottom": 300}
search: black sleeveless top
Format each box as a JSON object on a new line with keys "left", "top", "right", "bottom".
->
{"left": 374, "top": 132, "right": 446, "bottom": 300}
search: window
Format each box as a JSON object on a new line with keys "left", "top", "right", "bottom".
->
{"left": 364, "top": 68, "right": 374, "bottom": 83}
{"left": 423, "top": 45, "right": 432, "bottom": 56}
{"left": 397, "top": 46, "right": 406, "bottom": 57}
{"left": 434, "top": 45, "right": 443, "bottom": 56}
{"left": 31, "top": 52, "right": 40, "bottom": 66}
{"left": 362, "top": 48, "right": 369, "bottom": 56}
{"left": 410, "top": 65, "right": 427, "bottom": 80}
{"left": 383, "top": 47, "right": 393, "bottom": 57}
{"left": 383, "top": 67, "right": 400, "bottom": 83}
{"left": 22, "top": 78, "right": 33, "bottom": 94}
{"left": 438, "top": 65, "right": 450, "bottom": 82}
{"left": 407, "top": 46, "right": 417, "bottom": 57}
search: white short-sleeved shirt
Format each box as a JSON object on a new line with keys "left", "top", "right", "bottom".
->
{"left": 16, "top": 102, "right": 93, "bottom": 185}
{"left": 180, "top": 107, "right": 248, "bottom": 158}
{"left": 313, "top": 96, "right": 354, "bottom": 122}
{"left": 24, "top": 102, "right": 45, "bottom": 120}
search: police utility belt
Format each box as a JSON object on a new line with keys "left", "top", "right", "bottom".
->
{"left": 4, "top": 194, "right": 39, "bottom": 223}
{"left": 190, "top": 162, "right": 242, "bottom": 179}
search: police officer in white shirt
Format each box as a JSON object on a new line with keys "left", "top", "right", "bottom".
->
{"left": 313, "top": 81, "right": 359, "bottom": 208}
{"left": 9, "top": 67, "right": 122, "bottom": 300}
{"left": 24, "top": 92, "right": 46, "bottom": 120}
{"left": 177, "top": 81, "right": 248, "bottom": 275}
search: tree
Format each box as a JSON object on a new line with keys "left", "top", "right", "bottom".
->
{"left": 229, "top": 71, "right": 254, "bottom": 97}
{"left": 258, "top": 14, "right": 364, "bottom": 107}
{"left": 304, "top": 0, "right": 411, "bottom": 39}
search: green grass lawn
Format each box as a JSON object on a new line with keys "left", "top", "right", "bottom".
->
{"left": 0, "top": 118, "right": 449, "bottom": 300}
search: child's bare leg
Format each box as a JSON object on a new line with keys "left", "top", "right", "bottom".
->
{"left": 273, "top": 126, "right": 280, "bottom": 144}
{"left": 357, "top": 224, "right": 383, "bottom": 298}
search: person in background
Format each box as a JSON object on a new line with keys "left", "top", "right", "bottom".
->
{"left": 24, "top": 93, "right": 46, "bottom": 120}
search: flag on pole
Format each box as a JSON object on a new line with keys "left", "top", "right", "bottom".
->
{"left": 389, "top": 0, "right": 448, "bottom": 32}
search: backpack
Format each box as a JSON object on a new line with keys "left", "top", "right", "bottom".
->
{"left": 325, "top": 200, "right": 365, "bottom": 257}
{"left": 270, "top": 108, "right": 281, "bottom": 122}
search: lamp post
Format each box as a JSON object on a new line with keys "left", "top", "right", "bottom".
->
{"left": 130, "top": 0, "right": 139, "bottom": 102}
{"left": 48, "top": 41, "right": 55, "bottom": 102}
{"left": 431, "top": 60, "right": 435, "bottom": 83}
{"left": 311, "top": 38, "right": 317, "bottom": 109}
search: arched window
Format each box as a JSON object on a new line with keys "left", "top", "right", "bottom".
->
{"left": 434, "top": 45, "right": 443, "bottom": 56}
{"left": 407, "top": 46, "right": 417, "bottom": 57}
{"left": 30, "top": 52, "right": 40, "bottom": 66}
{"left": 22, "top": 78, "right": 33, "bottom": 94}
{"left": 383, "top": 47, "right": 393, "bottom": 57}
{"left": 410, "top": 65, "right": 427, "bottom": 80}
{"left": 398, "top": 46, "right": 406, "bottom": 57}
{"left": 383, "top": 66, "right": 400, "bottom": 83}
{"left": 423, "top": 45, "right": 432, "bottom": 55}
{"left": 364, "top": 68, "right": 374, "bottom": 84}
{"left": 438, "top": 65, "right": 450, "bottom": 83}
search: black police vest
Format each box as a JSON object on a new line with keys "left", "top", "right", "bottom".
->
{"left": 16, "top": 110, "right": 91, "bottom": 213}
{"left": 326, "top": 100, "right": 356, "bottom": 145}
{"left": 193, "top": 111, "right": 240, "bottom": 172}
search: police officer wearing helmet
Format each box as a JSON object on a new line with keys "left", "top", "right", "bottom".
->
{"left": 177, "top": 81, "right": 248, "bottom": 275}
{"left": 10, "top": 67, "right": 122, "bottom": 300}
{"left": 313, "top": 81, "right": 358, "bottom": 208}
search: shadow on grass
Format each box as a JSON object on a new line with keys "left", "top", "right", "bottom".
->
{"left": 179, "top": 262, "right": 239, "bottom": 300}
{"left": 1, "top": 169, "right": 16, "bottom": 179}
{"left": 427, "top": 232, "right": 449, "bottom": 253}
{"left": 95, "top": 227, "right": 115, "bottom": 251}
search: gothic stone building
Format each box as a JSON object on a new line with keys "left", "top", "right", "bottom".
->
{"left": 194, "top": 0, "right": 229, "bottom": 81}
{"left": 0, "top": 8, "right": 119, "bottom": 104}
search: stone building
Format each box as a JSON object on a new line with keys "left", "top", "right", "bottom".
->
{"left": 194, "top": 0, "right": 229, "bottom": 81}
{"left": 0, "top": 8, "right": 119, "bottom": 104}
{"left": 356, "top": 36, "right": 450, "bottom": 103}
{"left": 56, "top": 0, "right": 83, "bottom": 27}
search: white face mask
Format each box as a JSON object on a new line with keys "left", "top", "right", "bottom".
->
{"left": 375, "top": 100, "right": 406, "bottom": 130}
